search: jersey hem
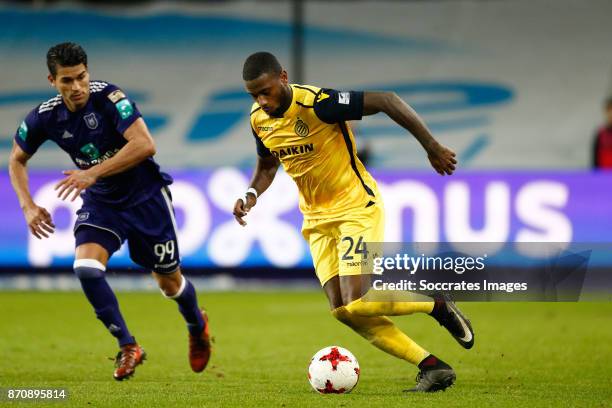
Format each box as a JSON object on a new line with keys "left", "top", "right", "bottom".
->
{"left": 301, "top": 198, "right": 382, "bottom": 221}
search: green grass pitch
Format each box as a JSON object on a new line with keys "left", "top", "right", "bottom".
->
{"left": 0, "top": 291, "right": 611, "bottom": 407}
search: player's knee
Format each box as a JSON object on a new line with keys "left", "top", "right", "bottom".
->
{"left": 331, "top": 306, "right": 377, "bottom": 336}
{"left": 344, "top": 298, "right": 368, "bottom": 316}
{"left": 158, "top": 273, "right": 185, "bottom": 298}
{"left": 73, "top": 259, "right": 106, "bottom": 279}
{"left": 332, "top": 306, "right": 357, "bottom": 328}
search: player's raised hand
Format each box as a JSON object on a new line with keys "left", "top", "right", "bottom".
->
{"left": 23, "top": 204, "right": 55, "bottom": 239}
{"left": 233, "top": 193, "right": 257, "bottom": 226}
{"left": 55, "top": 169, "right": 98, "bottom": 201}
{"left": 427, "top": 143, "right": 457, "bottom": 176}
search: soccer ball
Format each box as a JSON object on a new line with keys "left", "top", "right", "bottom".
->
{"left": 307, "top": 346, "right": 360, "bottom": 394}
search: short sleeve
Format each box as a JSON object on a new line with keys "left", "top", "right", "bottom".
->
{"left": 313, "top": 88, "right": 364, "bottom": 124}
{"left": 102, "top": 84, "right": 143, "bottom": 134}
{"left": 252, "top": 127, "right": 272, "bottom": 157}
{"left": 13, "top": 108, "right": 47, "bottom": 155}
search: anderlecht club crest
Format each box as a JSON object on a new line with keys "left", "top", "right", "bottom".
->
{"left": 84, "top": 113, "right": 98, "bottom": 130}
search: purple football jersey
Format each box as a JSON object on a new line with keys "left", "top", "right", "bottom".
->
{"left": 14, "top": 80, "right": 172, "bottom": 207}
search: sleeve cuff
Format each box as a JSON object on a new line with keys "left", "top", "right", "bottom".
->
{"left": 352, "top": 91, "right": 364, "bottom": 120}
{"left": 116, "top": 112, "right": 142, "bottom": 135}
{"left": 13, "top": 135, "right": 36, "bottom": 155}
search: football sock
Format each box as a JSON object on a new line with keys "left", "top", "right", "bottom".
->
{"left": 74, "top": 259, "right": 135, "bottom": 347}
{"left": 418, "top": 354, "right": 452, "bottom": 371}
{"left": 332, "top": 306, "right": 429, "bottom": 365}
{"left": 344, "top": 297, "right": 434, "bottom": 316}
{"left": 163, "top": 276, "right": 205, "bottom": 336}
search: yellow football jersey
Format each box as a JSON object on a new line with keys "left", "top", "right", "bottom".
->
{"left": 250, "top": 84, "right": 380, "bottom": 220}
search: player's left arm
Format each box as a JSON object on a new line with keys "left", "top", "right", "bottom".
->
{"left": 55, "top": 118, "right": 156, "bottom": 201}
{"left": 363, "top": 91, "right": 456, "bottom": 175}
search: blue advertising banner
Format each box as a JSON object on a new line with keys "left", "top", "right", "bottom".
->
{"left": 2, "top": 3, "right": 611, "bottom": 170}
{"left": 1, "top": 170, "right": 610, "bottom": 269}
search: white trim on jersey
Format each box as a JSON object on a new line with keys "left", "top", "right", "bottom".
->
{"left": 38, "top": 95, "right": 63, "bottom": 113}
{"left": 90, "top": 81, "right": 108, "bottom": 93}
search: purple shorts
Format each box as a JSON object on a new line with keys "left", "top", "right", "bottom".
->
{"left": 74, "top": 186, "right": 180, "bottom": 274}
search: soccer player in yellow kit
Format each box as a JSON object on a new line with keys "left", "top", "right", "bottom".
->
{"left": 234, "top": 52, "right": 474, "bottom": 392}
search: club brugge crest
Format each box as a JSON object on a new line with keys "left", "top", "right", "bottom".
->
{"left": 84, "top": 113, "right": 98, "bottom": 130}
{"left": 294, "top": 118, "right": 309, "bottom": 137}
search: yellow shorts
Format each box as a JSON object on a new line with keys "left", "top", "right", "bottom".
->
{"left": 302, "top": 202, "right": 385, "bottom": 286}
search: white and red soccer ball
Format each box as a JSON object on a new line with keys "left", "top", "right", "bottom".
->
{"left": 308, "top": 346, "right": 360, "bottom": 394}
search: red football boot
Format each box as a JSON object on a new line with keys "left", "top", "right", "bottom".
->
{"left": 189, "top": 310, "right": 211, "bottom": 372}
{"left": 113, "top": 343, "right": 146, "bottom": 381}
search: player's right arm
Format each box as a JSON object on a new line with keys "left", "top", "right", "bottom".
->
{"left": 232, "top": 126, "right": 280, "bottom": 226}
{"left": 8, "top": 142, "right": 55, "bottom": 239}
{"left": 9, "top": 109, "right": 55, "bottom": 239}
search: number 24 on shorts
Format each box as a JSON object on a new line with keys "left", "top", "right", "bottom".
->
{"left": 341, "top": 236, "right": 369, "bottom": 260}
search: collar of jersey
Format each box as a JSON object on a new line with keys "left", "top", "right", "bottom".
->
{"left": 280, "top": 84, "right": 299, "bottom": 118}
{"left": 59, "top": 97, "right": 92, "bottom": 118}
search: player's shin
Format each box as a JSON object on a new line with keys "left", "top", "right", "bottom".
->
{"left": 332, "top": 306, "right": 429, "bottom": 365}
{"left": 344, "top": 297, "right": 434, "bottom": 317}
{"left": 160, "top": 274, "right": 205, "bottom": 336}
{"left": 73, "top": 259, "right": 135, "bottom": 346}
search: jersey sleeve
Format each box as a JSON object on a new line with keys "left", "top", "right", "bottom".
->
{"left": 102, "top": 84, "right": 143, "bottom": 134}
{"left": 252, "top": 127, "right": 272, "bottom": 157}
{"left": 313, "top": 88, "right": 364, "bottom": 124}
{"left": 13, "top": 108, "right": 47, "bottom": 155}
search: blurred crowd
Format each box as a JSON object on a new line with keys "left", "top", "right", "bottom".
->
{"left": 592, "top": 97, "right": 612, "bottom": 169}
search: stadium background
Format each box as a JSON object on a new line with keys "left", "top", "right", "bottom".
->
{"left": 1, "top": 2, "right": 611, "bottom": 407}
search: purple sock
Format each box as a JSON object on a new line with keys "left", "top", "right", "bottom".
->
{"left": 75, "top": 264, "right": 135, "bottom": 347}
{"left": 171, "top": 278, "right": 205, "bottom": 336}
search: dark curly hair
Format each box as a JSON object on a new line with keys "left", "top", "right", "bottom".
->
{"left": 46, "top": 42, "right": 88, "bottom": 77}
{"left": 242, "top": 51, "right": 282, "bottom": 81}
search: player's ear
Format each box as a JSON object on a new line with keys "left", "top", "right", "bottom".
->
{"left": 279, "top": 69, "right": 288, "bottom": 85}
{"left": 47, "top": 73, "right": 55, "bottom": 87}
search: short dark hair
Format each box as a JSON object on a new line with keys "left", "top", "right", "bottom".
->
{"left": 46, "top": 42, "right": 88, "bottom": 77}
{"left": 242, "top": 52, "right": 282, "bottom": 81}
{"left": 605, "top": 96, "right": 612, "bottom": 110}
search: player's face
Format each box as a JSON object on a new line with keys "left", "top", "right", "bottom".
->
{"left": 48, "top": 63, "right": 90, "bottom": 111}
{"left": 245, "top": 70, "right": 290, "bottom": 117}
{"left": 606, "top": 105, "right": 612, "bottom": 126}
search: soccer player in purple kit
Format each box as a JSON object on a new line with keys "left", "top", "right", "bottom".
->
{"left": 8, "top": 42, "right": 211, "bottom": 380}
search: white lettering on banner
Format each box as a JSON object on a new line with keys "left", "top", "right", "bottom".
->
{"left": 379, "top": 181, "right": 439, "bottom": 246}
{"left": 25, "top": 171, "right": 573, "bottom": 267}
{"left": 26, "top": 181, "right": 211, "bottom": 267}
{"left": 379, "top": 180, "right": 570, "bottom": 252}
{"left": 515, "top": 181, "right": 571, "bottom": 257}
{"left": 206, "top": 167, "right": 304, "bottom": 267}
{"left": 28, "top": 182, "right": 81, "bottom": 266}
{"left": 444, "top": 182, "right": 510, "bottom": 254}
{"left": 168, "top": 181, "right": 211, "bottom": 254}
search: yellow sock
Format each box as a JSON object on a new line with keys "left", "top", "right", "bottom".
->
{"left": 344, "top": 297, "right": 434, "bottom": 317}
{"left": 332, "top": 306, "right": 428, "bottom": 365}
